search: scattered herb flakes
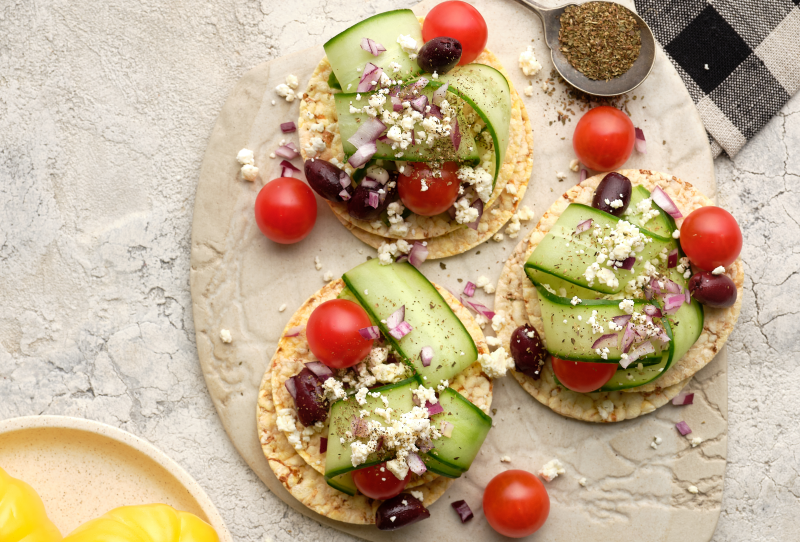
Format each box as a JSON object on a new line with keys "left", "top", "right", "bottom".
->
{"left": 440, "top": 262, "right": 447, "bottom": 270}
{"left": 559, "top": 2, "right": 642, "bottom": 81}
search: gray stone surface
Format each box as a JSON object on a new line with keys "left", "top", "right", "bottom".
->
{"left": 0, "top": 1, "right": 797, "bottom": 541}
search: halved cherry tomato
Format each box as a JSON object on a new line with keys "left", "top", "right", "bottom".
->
{"left": 306, "top": 299, "right": 373, "bottom": 369}
{"left": 397, "top": 161, "right": 460, "bottom": 216}
{"left": 551, "top": 357, "right": 617, "bottom": 393}
{"left": 483, "top": 470, "right": 549, "bottom": 538}
{"left": 679, "top": 206, "right": 742, "bottom": 271}
{"left": 352, "top": 463, "right": 411, "bottom": 500}
{"left": 572, "top": 106, "right": 635, "bottom": 171}
{"left": 254, "top": 177, "right": 317, "bottom": 244}
{"left": 422, "top": 1, "right": 488, "bottom": 65}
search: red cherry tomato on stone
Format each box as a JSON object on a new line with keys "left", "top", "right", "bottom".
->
{"left": 397, "top": 161, "right": 461, "bottom": 217}
{"left": 551, "top": 357, "right": 617, "bottom": 393}
{"left": 679, "top": 206, "right": 742, "bottom": 271}
{"left": 352, "top": 463, "right": 411, "bottom": 500}
{"left": 572, "top": 106, "right": 635, "bottom": 171}
{"left": 306, "top": 299, "right": 373, "bottom": 369}
{"left": 483, "top": 469, "right": 550, "bottom": 538}
{"left": 422, "top": 1, "right": 488, "bottom": 65}
{"left": 254, "top": 177, "right": 317, "bottom": 244}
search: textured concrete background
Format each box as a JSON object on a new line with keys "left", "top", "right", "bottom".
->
{"left": 0, "top": 1, "right": 798, "bottom": 541}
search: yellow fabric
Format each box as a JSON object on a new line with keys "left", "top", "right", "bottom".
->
{"left": 0, "top": 466, "right": 63, "bottom": 542}
{"left": 62, "top": 504, "right": 219, "bottom": 542}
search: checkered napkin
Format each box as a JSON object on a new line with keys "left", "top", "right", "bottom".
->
{"left": 634, "top": 0, "right": 800, "bottom": 157}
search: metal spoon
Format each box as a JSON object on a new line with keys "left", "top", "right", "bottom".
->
{"left": 511, "top": 0, "right": 656, "bottom": 96}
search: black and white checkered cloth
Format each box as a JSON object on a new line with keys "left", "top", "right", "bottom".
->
{"left": 634, "top": 0, "right": 800, "bottom": 157}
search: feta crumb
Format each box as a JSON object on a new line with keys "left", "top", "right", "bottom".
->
{"left": 304, "top": 136, "right": 326, "bottom": 156}
{"left": 219, "top": 329, "right": 232, "bottom": 343}
{"left": 517, "top": 205, "right": 535, "bottom": 221}
{"left": 275, "top": 83, "right": 296, "bottom": 102}
{"left": 688, "top": 485, "right": 699, "bottom": 494}
{"left": 500, "top": 455, "right": 511, "bottom": 463}
{"left": 519, "top": 46, "right": 542, "bottom": 76}
{"left": 278, "top": 304, "right": 287, "bottom": 312}
{"left": 524, "top": 85, "right": 534, "bottom": 97}
{"left": 285, "top": 74, "right": 299, "bottom": 89}
{"left": 672, "top": 229, "right": 681, "bottom": 239}
{"left": 491, "top": 312, "right": 506, "bottom": 333}
{"left": 650, "top": 441, "right": 658, "bottom": 449}
{"left": 691, "top": 437, "right": 703, "bottom": 447}
{"left": 556, "top": 171, "right": 567, "bottom": 181}
{"left": 597, "top": 399, "right": 615, "bottom": 420}
{"left": 241, "top": 164, "right": 259, "bottom": 182}
{"left": 538, "top": 459, "right": 565, "bottom": 482}
{"left": 323, "top": 271, "right": 334, "bottom": 282}
{"left": 579, "top": 477, "right": 587, "bottom": 486}
{"left": 397, "top": 34, "right": 418, "bottom": 55}
{"left": 712, "top": 266, "right": 725, "bottom": 275}
{"left": 571, "top": 296, "right": 582, "bottom": 306}
{"left": 619, "top": 299, "right": 634, "bottom": 314}
{"left": 486, "top": 336, "right": 502, "bottom": 347}
{"left": 493, "top": 233, "right": 505, "bottom": 242}
{"left": 314, "top": 256, "right": 322, "bottom": 270}
{"left": 475, "top": 275, "right": 496, "bottom": 294}
{"left": 323, "top": 378, "right": 346, "bottom": 401}
{"left": 236, "top": 148, "right": 255, "bottom": 166}
{"left": 569, "top": 159, "right": 580, "bottom": 172}
{"left": 655, "top": 436, "right": 663, "bottom": 444}
{"left": 478, "top": 347, "right": 514, "bottom": 378}
{"left": 410, "top": 490, "right": 424, "bottom": 501}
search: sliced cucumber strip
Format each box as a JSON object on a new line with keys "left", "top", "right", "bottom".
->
{"left": 423, "top": 388, "right": 492, "bottom": 472}
{"left": 325, "top": 472, "right": 357, "bottom": 496}
{"left": 525, "top": 266, "right": 607, "bottom": 301}
{"left": 625, "top": 185, "right": 676, "bottom": 241}
{"left": 422, "top": 454, "right": 465, "bottom": 478}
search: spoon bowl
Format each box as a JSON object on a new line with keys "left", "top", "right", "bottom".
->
{"left": 512, "top": 0, "right": 656, "bottom": 96}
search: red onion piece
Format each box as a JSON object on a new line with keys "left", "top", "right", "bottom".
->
{"left": 676, "top": 420, "right": 692, "bottom": 435}
{"left": 427, "top": 103, "right": 442, "bottom": 119}
{"left": 406, "top": 452, "right": 427, "bottom": 475}
{"left": 396, "top": 254, "right": 408, "bottom": 264}
{"left": 391, "top": 96, "right": 403, "bottom": 112}
{"left": 360, "top": 37, "right": 386, "bottom": 56}
{"left": 348, "top": 118, "right": 386, "bottom": 149}
{"left": 357, "top": 63, "right": 383, "bottom": 92}
{"left": 285, "top": 325, "right": 304, "bottom": 337}
{"left": 663, "top": 293, "right": 685, "bottom": 314}
{"left": 575, "top": 218, "right": 593, "bottom": 235}
{"left": 281, "top": 159, "right": 300, "bottom": 172}
{"left": 450, "top": 117, "right": 461, "bottom": 150}
{"left": 591, "top": 333, "right": 618, "bottom": 350}
{"left": 359, "top": 325, "right": 381, "bottom": 340}
{"left": 643, "top": 304, "right": 663, "bottom": 318}
{"left": 665, "top": 279, "right": 682, "bottom": 294}
{"left": 649, "top": 277, "right": 663, "bottom": 295}
{"left": 389, "top": 320, "right": 413, "bottom": 339}
{"left": 416, "top": 438, "right": 434, "bottom": 453}
{"left": 338, "top": 171, "right": 352, "bottom": 189}
{"left": 652, "top": 186, "right": 683, "bottom": 218}
{"left": 621, "top": 321, "right": 636, "bottom": 353}
{"left": 461, "top": 296, "right": 495, "bottom": 319}
{"left": 285, "top": 377, "right": 297, "bottom": 400}
{"left": 410, "top": 95, "right": 428, "bottom": 113}
{"left": 351, "top": 416, "right": 369, "bottom": 438}
{"left": 440, "top": 420, "right": 454, "bottom": 437}
{"left": 634, "top": 127, "right": 647, "bottom": 154}
{"left": 684, "top": 288, "right": 691, "bottom": 304}
{"left": 280, "top": 121, "right": 297, "bottom": 133}
{"left": 451, "top": 500, "right": 474, "bottom": 523}
{"left": 617, "top": 256, "right": 636, "bottom": 270}
{"left": 425, "top": 400, "right": 443, "bottom": 416}
{"left": 305, "top": 361, "right": 335, "bottom": 382}
{"left": 275, "top": 144, "right": 299, "bottom": 160}
{"left": 432, "top": 83, "right": 449, "bottom": 105}
{"left": 339, "top": 189, "right": 352, "bottom": 201}
{"left": 368, "top": 191, "right": 380, "bottom": 208}
{"left": 623, "top": 341, "right": 656, "bottom": 368}
{"left": 320, "top": 437, "right": 328, "bottom": 453}
{"left": 447, "top": 205, "right": 457, "bottom": 220}
{"left": 386, "top": 305, "right": 406, "bottom": 329}
{"left": 580, "top": 168, "right": 588, "bottom": 183}
{"left": 672, "top": 392, "right": 695, "bottom": 406}
{"left": 668, "top": 248, "right": 679, "bottom": 268}
{"left": 463, "top": 281, "right": 476, "bottom": 297}
{"left": 408, "top": 242, "right": 429, "bottom": 267}
{"left": 348, "top": 142, "right": 377, "bottom": 168}
{"left": 360, "top": 177, "right": 380, "bottom": 189}
{"left": 281, "top": 165, "right": 297, "bottom": 178}
{"left": 612, "top": 314, "right": 632, "bottom": 327}
{"left": 420, "top": 346, "right": 434, "bottom": 367}
{"left": 467, "top": 199, "right": 484, "bottom": 230}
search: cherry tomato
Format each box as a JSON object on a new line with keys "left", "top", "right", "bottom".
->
{"left": 397, "top": 161, "right": 460, "bottom": 216}
{"left": 483, "top": 470, "right": 550, "bottom": 538}
{"left": 254, "top": 177, "right": 317, "bottom": 244}
{"left": 306, "top": 299, "right": 373, "bottom": 369}
{"left": 551, "top": 357, "right": 617, "bottom": 393}
{"left": 422, "top": 1, "right": 488, "bottom": 65}
{"left": 572, "top": 106, "right": 635, "bottom": 171}
{"left": 352, "top": 463, "right": 411, "bottom": 500}
{"left": 679, "top": 206, "right": 742, "bottom": 271}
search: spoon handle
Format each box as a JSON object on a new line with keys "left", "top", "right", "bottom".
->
{"left": 509, "top": 0, "right": 564, "bottom": 50}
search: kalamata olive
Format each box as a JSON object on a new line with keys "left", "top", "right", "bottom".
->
{"left": 347, "top": 171, "right": 398, "bottom": 220}
{"left": 304, "top": 159, "right": 353, "bottom": 202}
{"left": 688, "top": 272, "right": 737, "bottom": 308}
{"left": 417, "top": 37, "right": 462, "bottom": 75}
{"left": 291, "top": 367, "right": 329, "bottom": 426}
{"left": 592, "top": 172, "right": 632, "bottom": 217}
{"left": 509, "top": 325, "right": 546, "bottom": 380}
{"left": 375, "top": 493, "right": 431, "bottom": 531}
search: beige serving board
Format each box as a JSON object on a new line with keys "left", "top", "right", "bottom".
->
{"left": 190, "top": 0, "right": 726, "bottom": 540}
{"left": 0, "top": 416, "right": 232, "bottom": 540}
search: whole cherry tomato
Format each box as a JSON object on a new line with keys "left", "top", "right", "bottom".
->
{"left": 422, "top": 1, "right": 488, "bottom": 65}
{"left": 572, "top": 106, "right": 635, "bottom": 171}
{"left": 254, "top": 177, "right": 317, "bottom": 244}
{"left": 352, "top": 463, "right": 411, "bottom": 500}
{"left": 397, "top": 161, "right": 460, "bottom": 216}
{"left": 551, "top": 357, "right": 617, "bottom": 393}
{"left": 483, "top": 469, "right": 550, "bottom": 538}
{"left": 679, "top": 206, "right": 742, "bottom": 271}
{"left": 306, "top": 299, "right": 374, "bottom": 369}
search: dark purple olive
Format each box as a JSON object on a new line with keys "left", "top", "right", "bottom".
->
{"left": 688, "top": 272, "right": 737, "bottom": 308}
{"left": 304, "top": 159, "right": 353, "bottom": 202}
{"left": 417, "top": 37, "right": 462, "bottom": 75}
{"left": 376, "top": 493, "right": 430, "bottom": 531}
{"left": 592, "top": 172, "right": 632, "bottom": 217}
{"left": 347, "top": 172, "right": 398, "bottom": 220}
{"left": 509, "top": 325, "right": 546, "bottom": 380}
{"left": 292, "top": 367, "right": 329, "bottom": 426}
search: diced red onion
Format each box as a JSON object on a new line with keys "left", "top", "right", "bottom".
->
{"left": 463, "top": 282, "right": 476, "bottom": 297}
{"left": 416, "top": 438, "right": 434, "bottom": 453}
{"left": 685, "top": 288, "right": 691, "bottom": 304}
{"left": 396, "top": 255, "right": 408, "bottom": 264}
{"left": 348, "top": 118, "right": 386, "bottom": 149}
{"left": 672, "top": 392, "right": 695, "bottom": 406}
{"left": 338, "top": 171, "right": 352, "bottom": 189}
{"left": 406, "top": 452, "right": 427, "bottom": 475}
{"left": 592, "top": 333, "right": 618, "bottom": 350}
{"left": 386, "top": 305, "right": 406, "bottom": 330}
{"left": 655, "top": 324, "right": 671, "bottom": 343}
{"left": 408, "top": 241, "right": 429, "bottom": 267}
{"left": 652, "top": 186, "right": 683, "bottom": 218}
{"left": 410, "top": 95, "right": 428, "bottom": 113}
{"left": 339, "top": 189, "right": 351, "bottom": 201}
{"left": 621, "top": 321, "right": 636, "bottom": 353}
{"left": 377, "top": 135, "right": 391, "bottom": 143}
{"left": 371, "top": 168, "right": 390, "bottom": 184}
{"left": 368, "top": 191, "right": 380, "bottom": 208}
{"left": 420, "top": 346, "right": 434, "bottom": 367}
{"left": 634, "top": 127, "right": 647, "bottom": 154}
{"left": 665, "top": 279, "right": 681, "bottom": 294}
{"left": 467, "top": 199, "right": 484, "bottom": 230}
{"left": 281, "top": 165, "right": 297, "bottom": 178}
{"left": 427, "top": 103, "right": 442, "bottom": 119}
{"left": 320, "top": 437, "right": 328, "bottom": 453}
{"left": 622, "top": 340, "right": 656, "bottom": 368}
{"left": 360, "top": 178, "right": 379, "bottom": 189}
{"left": 357, "top": 63, "right": 383, "bottom": 92}
{"left": 575, "top": 218, "right": 593, "bottom": 235}
{"left": 676, "top": 421, "right": 692, "bottom": 435}
{"left": 275, "top": 144, "right": 299, "bottom": 160}
{"left": 285, "top": 377, "right": 297, "bottom": 399}
{"left": 447, "top": 205, "right": 457, "bottom": 220}
{"left": 432, "top": 83, "right": 449, "bottom": 105}
{"left": 347, "top": 142, "right": 377, "bottom": 168}
{"left": 305, "top": 361, "right": 335, "bottom": 382}
{"left": 359, "top": 326, "right": 381, "bottom": 340}
{"left": 663, "top": 293, "right": 685, "bottom": 314}
{"left": 644, "top": 304, "right": 663, "bottom": 318}
{"left": 281, "top": 160, "right": 300, "bottom": 172}
{"left": 668, "top": 248, "right": 679, "bottom": 268}
{"left": 406, "top": 78, "right": 429, "bottom": 94}
{"left": 649, "top": 277, "right": 663, "bottom": 295}
{"left": 461, "top": 296, "right": 495, "bottom": 319}
{"left": 425, "top": 400, "right": 443, "bottom": 416}
{"left": 360, "top": 37, "right": 386, "bottom": 56}
{"left": 451, "top": 500, "right": 474, "bottom": 523}
{"left": 391, "top": 96, "right": 403, "bottom": 112}
{"left": 389, "top": 320, "right": 413, "bottom": 339}
{"left": 450, "top": 117, "right": 461, "bottom": 150}
{"left": 440, "top": 420, "right": 454, "bottom": 438}
{"left": 612, "top": 314, "right": 632, "bottom": 327}
{"left": 645, "top": 287, "right": 655, "bottom": 301}
{"left": 580, "top": 168, "right": 588, "bottom": 183}
{"left": 280, "top": 121, "right": 297, "bottom": 133}
{"left": 618, "top": 256, "right": 636, "bottom": 270}
{"left": 285, "top": 325, "right": 304, "bottom": 337}
{"left": 351, "top": 416, "right": 369, "bottom": 438}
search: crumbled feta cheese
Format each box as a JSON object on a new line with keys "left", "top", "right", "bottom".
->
{"left": 453, "top": 197, "right": 479, "bottom": 225}
{"left": 655, "top": 436, "right": 663, "bottom": 444}
{"left": 688, "top": 485, "right": 699, "bottom": 494}
{"left": 579, "top": 477, "right": 587, "bottom": 486}
{"left": 355, "top": 387, "right": 369, "bottom": 405}
{"left": 304, "top": 136, "right": 326, "bottom": 156}
{"left": 672, "top": 229, "right": 681, "bottom": 239}
{"left": 456, "top": 165, "right": 494, "bottom": 202}
{"left": 474, "top": 313, "right": 489, "bottom": 328}
{"left": 569, "top": 159, "right": 580, "bottom": 172}
{"left": 491, "top": 312, "right": 506, "bottom": 333}
{"left": 517, "top": 205, "right": 535, "bottom": 221}
{"left": 412, "top": 385, "right": 438, "bottom": 405}
{"left": 285, "top": 74, "right": 299, "bottom": 89}
{"left": 241, "top": 164, "right": 259, "bottom": 181}
{"left": 500, "top": 455, "right": 511, "bottom": 463}
{"left": 597, "top": 399, "right": 614, "bottom": 420}
{"left": 276, "top": 408, "right": 297, "bottom": 433}
{"left": 486, "top": 336, "right": 502, "bottom": 347}
{"left": 410, "top": 490, "right": 424, "bottom": 501}
{"left": 505, "top": 214, "right": 521, "bottom": 239}
{"left": 518, "top": 46, "right": 542, "bottom": 76}
{"left": 538, "top": 459, "right": 565, "bottom": 482}
{"left": 275, "top": 83, "right": 296, "bottom": 102}
{"left": 571, "top": 296, "right": 582, "bottom": 306}
{"left": 712, "top": 266, "right": 725, "bottom": 275}
{"left": 493, "top": 233, "right": 504, "bottom": 242}
{"left": 278, "top": 304, "right": 287, "bottom": 312}
{"left": 556, "top": 171, "right": 567, "bottom": 181}
{"left": 619, "top": 299, "right": 635, "bottom": 314}
{"left": 323, "top": 271, "right": 334, "bottom": 282}
{"left": 523, "top": 85, "right": 534, "bottom": 97}
{"left": 609, "top": 199, "right": 624, "bottom": 209}
{"left": 475, "top": 275, "right": 496, "bottom": 294}
{"left": 309, "top": 122, "right": 324, "bottom": 133}
{"left": 478, "top": 347, "right": 514, "bottom": 378}
{"left": 219, "top": 329, "right": 232, "bottom": 343}
{"left": 236, "top": 148, "right": 255, "bottom": 166}
{"left": 691, "top": 437, "right": 703, "bottom": 447}
{"left": 323, "top": 378, "right": 346, "bottom": 401}
{"left": 314, "top": 256, "right": 322, "bottom": 270}
{"left": 350, "top": 441, "right": 372, "bottom": 467}
{"left": 397, "top": 34, "right": 418, "bottom": 55}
